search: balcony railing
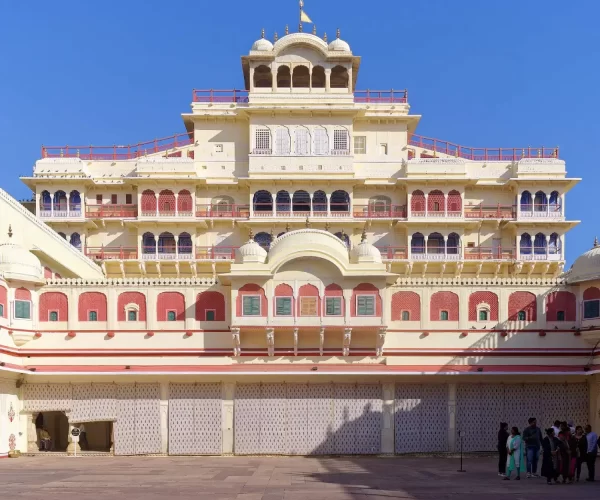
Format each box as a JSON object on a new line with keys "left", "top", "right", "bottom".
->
{"left": 377, "top": 246, "right": 408, "bottom": 260}
{"left": 252, "top": 203, "right": 351, "bottom": 218}
{"left": 408, "top": 134, "right": 559, "bottom": 161}
{"left": 520, "top": 249, "right": 563, "bottom": 261}
{"left": 519, "top": 204, "right": 563, "bottom": 218}
{"left": 193, "top": 89, "right": 408, "bottom": 104}
{"left": 85, "top": 204, "right": 138, "bottom": 218}
{"left": 139, "top": 209, "right": 195, "bottom": 218}
{"left": 411, "top": 247, "right": 462, "bottom": 261}
{"left": 196, "top": 246, "right": 238, "bottom": 260}
{"left": 196, "top": 205, "right": 250, "bottom": 219}
{"left": 141, "top": 246, "right": 194, "bottom": 261}
{"left": 193, "top": 89, "right": 249, "bottom": 103}
{"left": 40, "top": 132, "right": 194, "bottom": 161}
{"left": 464, "top": 247, "right": 516, "bottom": 260}
{"left": 354, "top": 90, "right": 408, "bottom": 103}
{"left": 465, "top": 204, "right": 516, "bottom": 219}
{"left": 353, "top": 205, "right": 407, "bottom": 219}
{"left": 85, "top": 247, "right": 138, "bottom": 260}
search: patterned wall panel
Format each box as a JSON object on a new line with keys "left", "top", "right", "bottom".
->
{"left": 456, "top": 384, "right": 482, "bottom": 451}
{"left": 307, "top": 384, "right": 334, "bottom": 455}
{"left": 287, "top": 384, "right": 309, "bottom": 455}
{"left": 420, "top": 385, "right": 449, "bottom": 452}
{"left": 234, "top": 384, "right": 262, "bottom": 454}
{"left": 90, "top": 384, "right": 117, "bottom": 422}
{"left": 194, "top": 384, "right": 222, "bottom": 455}
{"left": 355, "top": 384, "right": 382, "bottom": 454}
{"left": 114, "top": 384, "right": 136, "bottom": 455}
{"left": 134, "top": 384, "right": 161, "bottom": 455}
{"left": 23, "top": 384, "right": 72, "bottom": 412}
{"left": 395, "top": 385, "right": 422, "bottom": 453}
{"left": 261, "top": 384, "right": 288, "bottom": 454}
{"left": 71, "top": 384, "right": 92, "bottom": 423}
{"left": 333, "top": 384, "right": 357, "bottom": 454}
{"left": 169, "top": 384, "right": 197, "bottom": 455}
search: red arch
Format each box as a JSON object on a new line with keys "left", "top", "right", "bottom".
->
{"left": 428, "top": 190, "right": 445, "bottom": 213}
{"left": 411, "top": 190, "right": 425, "bottom": 214}
{"left": 141, "top": 189, "right": 156, "bottom": 212}
{"left": 118, "top": 292, "right": 147, "bottom": 321}
{"left": 236, "top": 284, "right": 267, "bottom": 317}
{"left": 583, "top": 287, "right": 600, "bottom": 300}
{"left": 157, "top": 292, "right": 185, "bottom": 321}
{"left": 158, "top": 190, "right": 175, "bottom": 214}
{"left": 324, "top": 283, "right": 344, "bottom": 316}
{"left": 508, "top": 291, "right": 537, "bottom": 321}
{"left": 546, "top": 291, "right": 576, "bottom": 321}
{"left": 351, "top": 283, "right": 382, "bottom": 317}
{"left": 177, "top": 190, "right": 193, "bottom": 213}
{"left": 468, "top": 291, "right": 499, "bottom": 321}
{"left": 391, "top": 291, "right": 420, "bottom": 321}
{"left": 447, "top": 190, "right": 462, "bottom": 213}
{"left": 430, "top": 291, "right": 459, "bottom": 321}
{"left": 297, "top": 284, "right": 320, "bottom": 316}
{"left": 274, "top": 284, "right": 294, "bottom": 317}
{"left": 15, "top": 288, "right": 31, "bottom": 301}
{"left": 0, "top": 285, "right": 7, "bottom": 318}
{"left": 39, "top": 292, "right": 68, "bottom": 321}
{"left": 196, "top": 291, "right": 225, "bottom": 321}
{"left": 78, "top": 292, "right": 107, "bottom": 321}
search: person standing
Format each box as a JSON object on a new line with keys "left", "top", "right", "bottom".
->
{"left": 78, "top": 423, "right": 89, "bottom": 451}
{"left": 541, "top": 428, "right": 560, "bottom": 485}
{"left": 570, "top": 426, "right": 587, "bottom": 481}
{"left": 552, "top": 420, "right": 561, "bottom": 437}
{"left": 557, "top": 431, "right": 573, "bottom": 483}
{"left": 568, "top": 420, "right": 576, "bottom": 434}
{"left": 505, "top": 427, "right": 526, "bottom": 480}
{"left": 585, "top": 424, "right": 599, "bottom": 482}
{"left": 35, "top": 412, "right": 44, "bottom": 450}
{"left": 523, "top": 417, "right": 543, "bottom": 478}
{"left": 498, "top": 422, "right": 509, "bottom": 476}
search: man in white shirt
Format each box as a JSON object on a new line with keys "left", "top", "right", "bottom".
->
{"left": 551, "top": 420, "right": 561, "bottom": 438}
{"left": 585, "top": 424, "right": 599, "bottom": 482}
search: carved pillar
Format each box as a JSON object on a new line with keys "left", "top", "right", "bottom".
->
{"left": 381, "top": 383, "right": 395, "bottom": 454}
{"left": 325, "top": 68, "right": 331, "bottom": 91}
{"left": 249, "top": 66, "right": 255, "bottom": 92}
{"left": 222, "top": 382, "right": 235, "bottom": 454}
{"left": 160, "top": 382, "right": 169, "bottom": 454}
{"left": 448, "top": 383, "right": 457, "bottom": 452}
{"left": 27, "top": 413, "right": 38, "bottom": 452}
{"left": 50, "top": 191, "right": 55, "bottom": 217}
{"left": 174, "top": 193, "right": 179, "bottom": 217}
{"left": 326, "top": 193, "right": 332, "bottom": 217}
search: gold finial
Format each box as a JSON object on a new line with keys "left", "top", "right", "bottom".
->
{"left": 7, "top": 225, "right": 13, "bottom": 238}
{"left": 305, "top": 217, "right": 311, "bottom": 228}
{"left": 299, "top": 22, "right": 303, "bottom": 33}
{"left": 312, "top": 25, "right": 317, "bottom": 35}
{"left": 60, "top": 148, "right": 64, "bottom": 158}
{"left": 325, "top": 222, "right": 331, "bottom": 232}
{"left": 521, "top": 148, "right": 525, "bottom": 158}
{"left": 361, "top": 227, "right": 367, "bottom": 242}
{"left": 323, "top": 32, "right": 328, "bottom": 42}
{"left": 261, "top": 28, "right": 265, "bottom": 39}
{"left": 274, "top": 32, "right": 278, "bottom": 42}
{"left": 248, "top": 228, "right": 254, "bottom": 241}
{"left": 285, "top": 25, "right": 289, "bottom": 35}
{"left": 594, "top": 236, "right": 598, "bottom": 248}
{"left": 76, "top": 149, "right": 80, "bottom": 158}
{"left": 337, "top": 28, "right": 340, "bottom": 39}
{"left": 285, "top": 223, "right": 291, "bottom": 232}
{"left": 538, "top": 148, "right": 541, "bottom": 158}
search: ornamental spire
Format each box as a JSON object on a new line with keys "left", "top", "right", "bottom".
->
{"left": 7, "top": 225, "right": 13, "bottom": 238}
{"left": 594, "top": 236, "right": 598, "bottom": 248}
{"left": 361, "top": 227, "right": 367, "bottom": 242}
{"left": 248, "top": 228, "right": 254, "bottom": 241}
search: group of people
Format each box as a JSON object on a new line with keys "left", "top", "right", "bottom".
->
{"left": 497, "top": 418, "right": 600, "bottom": 485}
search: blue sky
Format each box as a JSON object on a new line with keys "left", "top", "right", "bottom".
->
{"left": 0, "top": 0, "right": 598, "bottom": 264}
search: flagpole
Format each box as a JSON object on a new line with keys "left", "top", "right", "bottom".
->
{"left": 299, "top": 0, "right": 303, "bottom": 32}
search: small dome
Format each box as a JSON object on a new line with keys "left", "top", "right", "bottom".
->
{"left": 328, "top": 30, "right": 350, "bottom": 52}
{"left": 350, "top": 232, "right": 382, "bottom": 264}
{"left": 236, "top": 233, "right": 268, "bottom": 264}
{"left": 565, "top": 238, "right": 600, "bottom": 283}
{"left": 0, "top": 242, "right": 44, "bottom": 283}
{"left": 251, "top": 30, "right": 274, "bottom": 52}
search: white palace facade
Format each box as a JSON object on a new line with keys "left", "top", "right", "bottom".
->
{"left": 1, "top": 28, "right": 600, "bottom": 457}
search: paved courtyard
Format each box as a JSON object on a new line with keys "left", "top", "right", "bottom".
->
{"left": 1, "top": 455, "right": 599, "bottom": 500}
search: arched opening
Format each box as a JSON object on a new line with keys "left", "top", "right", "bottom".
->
{"left": 292, "top": 65, "right": 310, "bottom": 88}
{"left": 447, "top": 232, "right": 460, "bottom": 255}
{"left": 53, "top": 190, "right": 67, "bottom": 212}
{"left": 276, "top": 190, "right": 291, "bottom": 213}
{"left": 312, "top": 190, "right": 327, "bottom": 215}
{"left": 334, "top": 231, "right": 350, "bottom": 248}
{"left": 428, "top": 190, "right": 445, "bottom": 214}
{"left": 549, "top": 191, "right": 560, "bottom": 212}
{"left": 292, "top": 190, "right": 311, "bottom": 213}
{"left": 534, "top": 191, "right": 547, "bottom": 212}
{"left": 178, "top": 232, "right": 193, "bottom": 256}
{"left": 294, "top": 127, "right": 310, "bottom": 155}
{"left": 253, "top": 65, "right": 273, "bottom": 88}
{"left": 255, "top": 232, "right": 272, "bottom": 250}
{"left": 447, "top": 190, "right": 462, "bottom": 214}
{"left": 177, "top": 190, "right": 193, "bottom": 215}
{"left": 142, "top": 232, "right": 156, "bottom": 256}
{"left": 158, "top": 190, "right": 175, "bottom": 215}
{"left": 549, "top": 232, "right": 560, "bottom": 256}
{"left": 331, "top": 65, "right": 349, "bottom": 88}
{"left": 69, "top": 190, "right": 81, "bottom": 211}
{"left": 534, "top": 232, "right": 547, "bottom": 255}
{"left": 411, "top": 190, "right": 425, "bottom": 215}
{"left": 141, "top": 189, "right": 156, "bottom": 214}
{"left": 253, "top": 190, "right": 272, "bottom": 213}
{"left": 70, "top": 233, "right": 81, "bottom": 250}
{"left": 40, "top": 190, "right": 52, "bottom": 212}
{"left": 369, "top": 195, "right": 391, "bottom": 215}
{"left": 277, "top": 66, "right": 291, "bottom": 88}
{"left": 520, "top": 191, "right": 532, "bottom": 212}
{"left": 330, "top": 190, "right": 349, "bottom": 214}
{"left": 427, "top": 232, "right": 445, "bottom": 255}
{"left": 34, "top": 411, "right": 69, "bottom": 452}
{"left": 411, "top": 232, "right": 425, "bottom": 254}
{"left": 158, "top": 232, "right": 176, "bottom": 256}
{"left": 274, "top": 127, "right": 291, "bottom": 155}
{"left": 312, "top": 66, "right": 325, "bottom": 88}
{"left": 520, "top": 233, "right": 532, "bottom": 255}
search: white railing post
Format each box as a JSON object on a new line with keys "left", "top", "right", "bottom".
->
{"left": 425, "top": 235, "right": 429, "bottom": 258}
{"left": 327, "top": 193, "right": 332, "bottom": 217}
{"left": 443, "top": 235, "right": 448, "bottom": 259}
{"left": 310, "top": 192, "right": 314, "bottom": 217}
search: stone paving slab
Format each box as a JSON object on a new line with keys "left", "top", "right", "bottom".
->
{"left": 1, "top": 456, "right": 599, "bottom": 500}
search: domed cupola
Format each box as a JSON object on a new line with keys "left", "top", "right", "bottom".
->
{"left": 236, "top": 229, "right": 268, "bottom": 264}
{"left": 564, "top": 237, "right": 600, "bottom": 284}
{"left": 350, "top": 229, "right": 382, "bottom": 264}
{"left": 0, "top": 226, "right": 44, "bottom": 284}
{"left": 328, "top": 29, "right": 351, "bottom": 52}
{"left": 251, "top": 29, "right": 274, "bottom": 52}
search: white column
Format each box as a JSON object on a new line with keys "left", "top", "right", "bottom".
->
{"left": 517, "top": 191, "right": 522, "bottom": 219}
{"left": 498, "top": 288, "right": 509, "bottom": 325}
{"left": 536, "top": 291, "right": 545, "bottom": 326}
{"left": 424, "top": 193, "right": 428, "bottom": 217}
{"left": 545, "top": 234, "right": 550, "bottom": 259}
{"left": 222, "top": 382, "right": 235, "bottom": 454}
{"left": 147, "top": 290, "right": 158, "bottom": 330}
{"left": 155, "top": 193, "right": 159, "bottom": 217}
{"left": 343, "top": 289, "right": 351, "bottom": 324}
{"left": 66, "top": 192, "right": 70, "bottom": 214}
{"left": 309, "top": 192, "right": 314, "bottom": 217}
{"left": 80, "top": 191, "right": 85, "bottom": 216}
{"left": 421, "top": 289, "right": 430, "bottom": 330}
{"left": 160, "top": 382, "right": 169, "bottom": 454}
{"left": 444, "top": 193, "right": 448, "bottom": 217}
{"left": 67, "top": 289, "right": 78, "bottom": 330}
{"left": 174, "top": 193, "right": 179, "bottom": 216}
{"left": 27, "top": 413, "right": 38, "bottom": 452}
{"left": 381, "top": 383, "right": 395, "bottom": 454}
{"left": 249, "top": 66, "right": 255, "bottom": 92}
{"left": 458, "top": 288, "right": 469, "bottom": 330}
{"left": 326, "top": 193, "right": 332, "bottom": 217}
{"left": 174, "top": 234, "right": 179, "bottom": 260}
{"left": 271, "top": 64, "right": 277, "bottom": 93}
{"left": 325, "top": 68, "right": 331, "bottom": 91}
{"left": 443, "top": 234, "right": 448, "bottom": 258}
{"left": 448, "top": 383, "right": 457, "bottom": 452}
{"left": 516, "top": 232, "right": 521, "bottom": 260}
{"left": 50, "top": 191, "right": 55, "bottom": 217}
{"left": 250, "top": 192, "right": 255, "bottom": 218}
{"left": 35, "top": 191, "right": 41, "bottom": 216}
{"left": 424, "top": 234, "right": 429, "bottom": 257}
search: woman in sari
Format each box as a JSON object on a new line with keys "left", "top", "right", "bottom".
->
{"left": 570, "top": 426, "right": 587, "bottom": 481}
{"left": 557, "top": 431, "right": 573, "bottom": 483}
{"left": 505, "top": 426, "right": 526, "bottom": 480}
{"left": 541, "top": 428, "right": 560, "bottom": 484}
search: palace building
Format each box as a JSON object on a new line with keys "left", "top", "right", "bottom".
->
{"left": 1, "top": 26, "right": 599, "bottom": 458}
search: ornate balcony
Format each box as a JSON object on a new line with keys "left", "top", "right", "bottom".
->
{"left": 85, "top": 204, "right": 138, "bottom": 218}
{"left": 196, "top": 205, "right": 250, "bottom": 219}
{"left": 353, "top": 205, "right": 407, "bottom": 219}
{"left": 86, "top": 247, "right": 138, "bottom": 260}
{"left": 464, "top": 247, "right": 516, "bottom": 260}
{"left": 465, "top": 204, "right": 516, "bottom": 220}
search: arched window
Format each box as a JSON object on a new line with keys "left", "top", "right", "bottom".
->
{"left": 128, "top": 309, "right": 138, "bottom": 321}
{"left": 549, "top": 191, "right": 560, "bottom": 211}
{"left": 517, "top": 310, "right": 526, "bottom": 321}
{"left": 292, "top": 190, "right": 311, "bottom": 213}
{"left": 335, "top": 231, "right": 350, "bottom": 248}
{"left": 331, "top": 65, "right": 349, "bottom": 88}
{"left": 411, "top": 232, "right": 425, "bottom": 254}
{"left": 254, "top": 65, "right": 272, "bottom": 88}
{"left": 276, "top": 190, "right": 291, "bottom": 213}
{"left": 556, "top": 311, "right": 565, "bottom": 321}
{"left": 427, "top": 232, "right": 444, "bottom": 255}
{"left": 520, "top": 233, "right": 532, "bottom": 255}
{"left": 70, "top": 233, "right": 81, "bottom": 250}
{"left": 274, "top": 127, "right": 291, "bottom": 155}
{"left": 428, "top": 190, "right": 445, "bottom": 214}
{"left": 440, "top": 310, "right": 449, "bottom": 321}
{"left": 534, "top": 191, "right": 547, "bottom": 212}
{"left": 158, "top": 190, "right": 175, "bottom": 215}
{"left": 411, "top": 190, "right": 425, "bottom": 215}
{"left": 141, "top": 189, "right": 157, "bottom": 214}
{"left": 447, "top": 233, "right": 460, "bottom": 255}
{"left": 158, "top": 232, "right": 176, "bottom": 255}
{"left": 253, "top": 190, "right": 272, "bottom": 213}
{"left": 277, "top": 66, "right": 291, "bottom": 88}
{"left": 534, "top": 233, "right": 547, "bottom": 255}
{"left": 447, "top": 190, "right": 462, "bottom": 214}
{"left": 49, "top": 311, "right": 58, "bottom": 321}
{"left": 70, "top": 190, "right": 81, "bottom": 210}
{"left": 549, "top": 233, "right": 560, "bottom": 256}
{"left": 142, "top": 232, "right": 156, "bottom": 255}
{"left": 177, "top": 190, "right": 193, "bottom": 214}
{"left": 369, "top": 196, "right": 391, "bottom": 214}
{"left": 312, "top": 66, "right": 325, "bottom": 88}
{"left": 294, "top": 128, "right": 310, "bottom": 155}
{"left": 118, "top": 292, "right": 147, "bottom": 321}
{"left": 40, "top": 190, "right": 52, "bottom": 211}
{"left": 292, "top": 65, "right": 310, "bottom": 88}
{"left": 89, "top": 311, "right": 98, "bottom": 321}
{"left": 313, "top": 127, "right": 329, "bottom": 155}
{"left": 330, "top": 190, "right": 349, "bottom": 213}
{"left": 178, "top": 232, "right": 193, "bottom": 255}
{"left": 53, "top": 190, "right": 67, "bottom": 211}
{"left": 520, "top": 191, "right": 532, "bottom": 212}
{"left": 212, "top": 195, "right": 235, "bottom": 215}
{"left": 255, "top": 232, "right": 272, "bottom": 250}
{"left": 312, "top": 190, "right": 327, "bottom": 214}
